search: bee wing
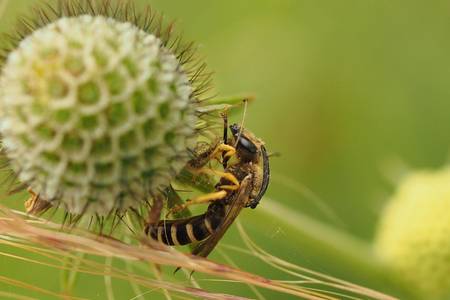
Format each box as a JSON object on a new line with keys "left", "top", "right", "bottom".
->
{"left": 191, "top": 175, "right": 252, "bottom": 258}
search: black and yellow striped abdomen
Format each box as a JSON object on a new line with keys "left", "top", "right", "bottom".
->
{"left": 146, "top": 202, "right": 226, "bottom": 246}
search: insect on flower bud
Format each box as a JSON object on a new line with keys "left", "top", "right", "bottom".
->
{"left": 0, "top": 10, "right": 199, "bottom": 215}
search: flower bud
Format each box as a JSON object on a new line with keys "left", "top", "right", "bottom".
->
{"left": 0, "top": 14, "right": 198, "bottom": 215}
{"left": 375, "top": 168, "right": 450, "bottom": 299}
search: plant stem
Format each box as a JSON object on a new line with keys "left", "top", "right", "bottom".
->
{"left": 252, "top": 199, "right": 413, "bottom": 299}
{"left": 261, "top": 199, "right": 377, "bottom": 270}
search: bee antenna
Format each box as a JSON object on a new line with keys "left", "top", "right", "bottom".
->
{"left": 234, "top": 98, "right": 248, "bottom": 148}
{"left": 268, "top": 151, "right": 281, "bottom": 158}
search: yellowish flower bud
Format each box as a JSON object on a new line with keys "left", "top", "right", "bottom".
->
{"left": 375, "top": 168, "right": 450, "bottom": 299}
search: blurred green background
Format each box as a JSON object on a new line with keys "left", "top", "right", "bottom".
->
{"left": 1, "top": 0, "right": 449, "bottom": 299}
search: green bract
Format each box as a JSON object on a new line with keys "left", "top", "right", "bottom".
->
{"left": 0, "top": 15, "right": 197, "bottom": 214}
{"left": 375, "top": 168, "right": 450, "bottom": 300}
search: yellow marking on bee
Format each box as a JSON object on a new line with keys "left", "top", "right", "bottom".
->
{"left": 186, "top": 223, "right": 198, "bottom": 242}
{"left": 188, "top": 167, "right": 240, "bottom": 187}
{"left": 219, "top": 171, "right": 240, "bottom": 187}
{"left": 217, "top": 185, "right": 240, "bottom": 191}
{"left": 171, "top": 224, "right": 180, "bottom": 245}
{"left": 169, "top": 190, "right": 228, "bottom": 214}
{"left": 212, "top": 143, "right": 236, "bottom": 160}
{"left": 204, "top": 218, "right": 214, "bottom": 234}
{"left": 157, "top": 226, "right": 164, "bottom": 243}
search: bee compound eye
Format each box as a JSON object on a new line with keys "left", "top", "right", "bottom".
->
{"left": 238, "top": 136, "right": 258, "bottom": 154}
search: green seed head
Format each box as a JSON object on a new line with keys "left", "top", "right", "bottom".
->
{"left": 0, "top": 15, "right": 197, "bottom": 214}
{"left": 375, "top": 168, "right": 450, "bottom": 299}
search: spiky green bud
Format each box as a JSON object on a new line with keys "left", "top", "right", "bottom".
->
{"left": 0, "top": 15, "right": 197, "bottom": 214}
{"left": 375, "top": 168, "right": 450, "bottom": 299}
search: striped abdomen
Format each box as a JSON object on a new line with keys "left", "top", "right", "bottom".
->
{"left": 146, "top": 202, "right": 226, "bottom": 246}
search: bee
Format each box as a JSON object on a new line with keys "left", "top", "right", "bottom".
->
{"left": 145, "top": 121, "right": 270, "bottom": 258}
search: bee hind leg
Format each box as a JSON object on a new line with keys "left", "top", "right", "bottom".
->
{"left": 145, "top": 194, "right": 164, "bottom": 234}
{"left": 190, "top": 168, "right": 239, "bottom": 186}
{"left": 166, "top": 190, "right": 228, "bottom": 216}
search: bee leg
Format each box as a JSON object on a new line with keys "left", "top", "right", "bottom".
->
{"left": 167, "top": 190, "right": 228, "bottom": 216}
{"left": 187, "top": 111, "right": 236, "bottom": 169}
{"left": 220, "top": 109, "right": 231, "bottom": 169}
{"left": 187, "top": 141, "right": 235, "bottom": 169}
{"left": 146, "top": 193, "right": 164, "bottom": 228}
{"left": 189, "top": 168, "right": 240, "bottom": 187}
{"left": 211, "top": 143, "right": 236, "bottom": 162}
{"left": 217, "top": 184, "right": 240, "bottom": 191}
{"left": 167, "top": 169, "right": 240, "bottom": 215}
{"left": 190, "top": 109, "right": 234, "bottom": 169}
{"left": 168, "top": 167, "right": 240, "bottom": 215}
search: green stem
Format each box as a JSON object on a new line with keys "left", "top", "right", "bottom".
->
{"left": 261, "top": 199, "right": 378, "bottom": 271}
{"left": 251, "top": 199, "right": 413, "bottom": 299}
{"left": 60, "top": 253, "right": 84, "bottom": 295}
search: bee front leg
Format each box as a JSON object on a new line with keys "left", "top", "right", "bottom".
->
{"left": 211, "top": 144, "right": 236, "bottom": 162}
{"left": 188, "top": 142, "right": 236, "bottom": 170}
{"left": 188, "top": 113, "right": 236, "bottom": 169}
